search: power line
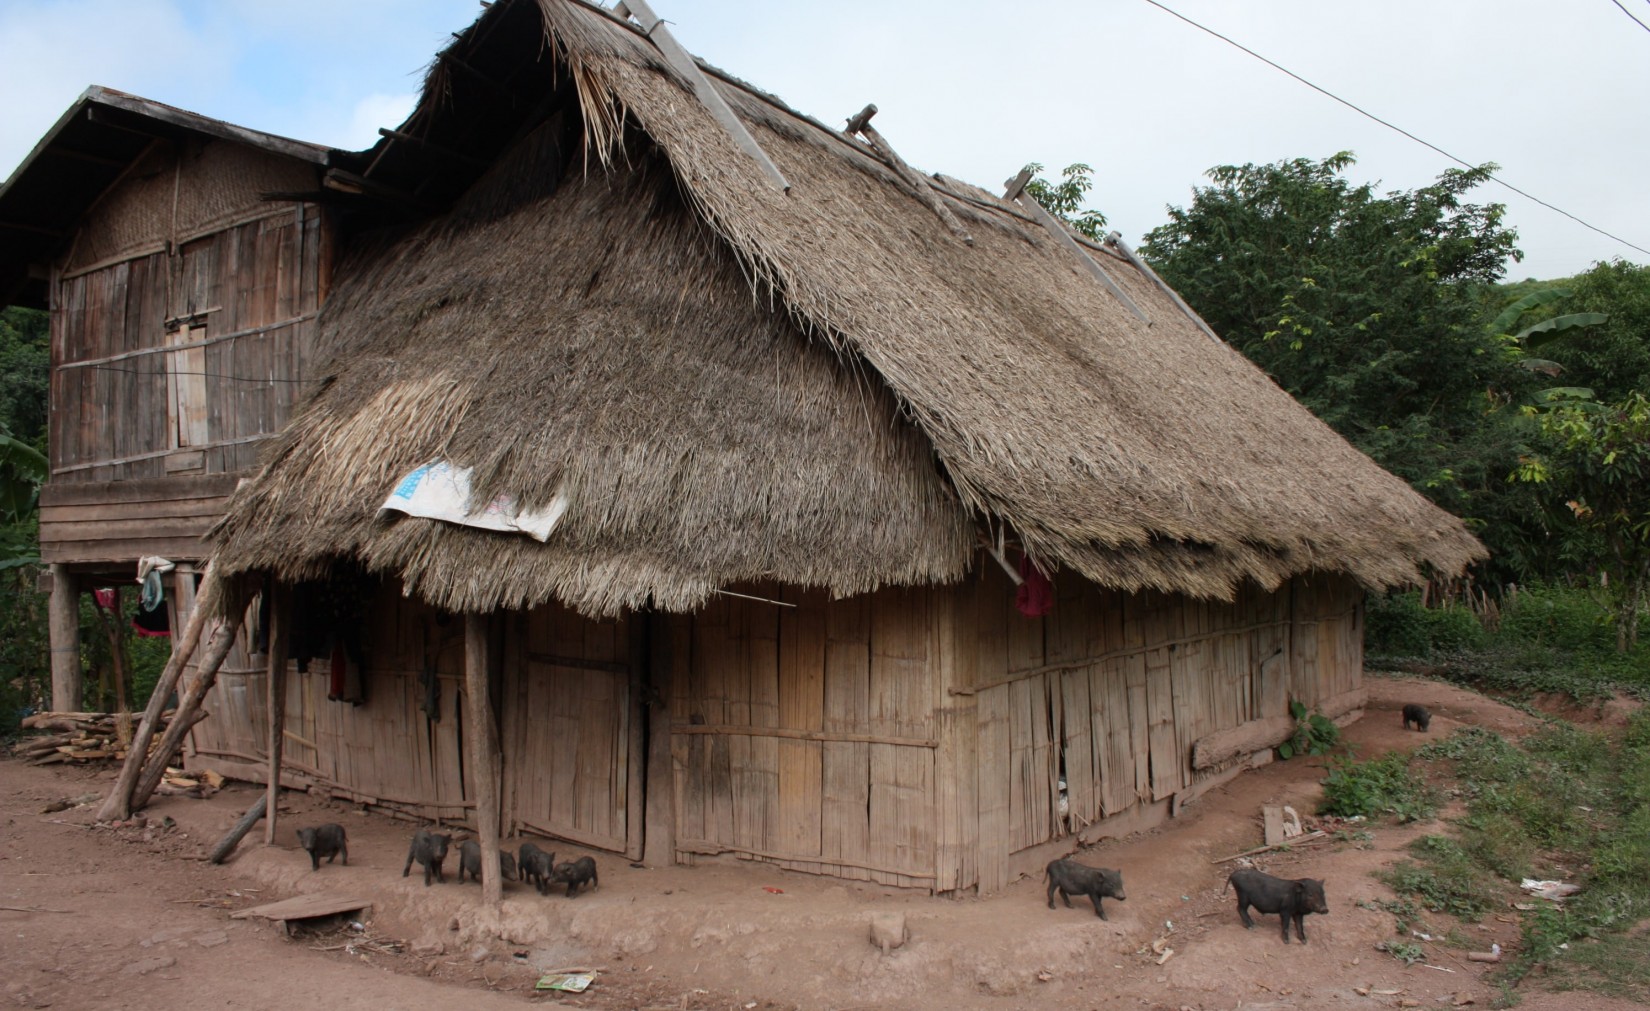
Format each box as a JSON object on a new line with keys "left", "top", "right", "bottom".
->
{"left": 1139, "top": 0, "right": 1650, "bottom": 259}
{"left": 1609, "top": 0, "right": 1650, "bottom": 33}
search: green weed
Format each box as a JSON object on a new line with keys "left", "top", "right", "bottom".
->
{"left": 1319, "top": 751, "right": 1438, "bottom": 822}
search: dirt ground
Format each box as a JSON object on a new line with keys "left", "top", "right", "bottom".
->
{"left": 3, "top": 673, "right": 1642, "bottom": 1011}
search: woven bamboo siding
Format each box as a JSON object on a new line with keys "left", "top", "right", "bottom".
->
{"left": 189, "top": 586, "right": 473, "bottom": 821}
{"left": 960, "top": 569, "right": 1363, "bottom": 895}
{"left": 47, "top": 203, "right": 322, "bottom": 492}
{"left": 671, "top": 585, "right": 937, "bottom": 887}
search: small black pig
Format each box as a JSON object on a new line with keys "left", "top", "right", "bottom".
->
{"left": 549, "top": 855, "right": 599, "bottom": 897}
{"left": 456, "top": 840, "right": 518, "bottom": 885}
{"left": 403, "top": 828, "right": 452, "bottom": 886}
{"left": 295, "top": 823, "right": 348, "bottom": 871}
{"left": 1044, "top": 858, "right": 1126, "bottom": 919}
{"left": 1402, "top": 703, "right": 1432, "bottom": 732}
{"left": 1226, "top": 868, "right": 1329, "bottom": 943}
{"left": 518, "top": 841, "right": 555, "bottom": 894}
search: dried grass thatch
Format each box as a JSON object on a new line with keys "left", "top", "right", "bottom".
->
{"left": 211, "top": 0, "right": 1484, "bottom": 615}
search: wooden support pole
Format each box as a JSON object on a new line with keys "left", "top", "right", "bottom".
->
{"left": 209, "top": 794, "right": 268, "bottom": 864}
{"left": 263, "top": 584, "right": 291, "bottom": 845}
{"left": 642, "top": 611, "right": 675, "bottom": 867}
{"left": 1005, "top": 173, "right": 1151, "bottom": 325}
{"left": 846, "top": 104, "right": 974, "bottom": 246}
{"left": 463, "top": 613, "right": 503, "bottom": 907}
{"left": 97, "top": 564, "right": 220, "bottom": 823}
{"left": 47, "top": 564, "right": 81, "bottom": 713}
{"left": 615, "top": 0, "right": 790, "bottom": 192}
{"left": 1104, "top": 231, "right": 1221, "bottom": 343}
{"left": 624, "top": 613, "right": 648, "bottom": 862}
{"left": 130, "top": 600, "right": 245, "bottom": 813}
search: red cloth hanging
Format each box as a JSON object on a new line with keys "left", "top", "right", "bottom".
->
{"left": 1016, "top": 555, "right": 1054, "bottom": 617}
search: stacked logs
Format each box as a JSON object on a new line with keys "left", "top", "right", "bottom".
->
{"left": 16, "top": 709, "right": 202, "bottom": 766}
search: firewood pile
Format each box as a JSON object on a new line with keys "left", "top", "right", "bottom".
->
{"left": 16, "top": 710, "right": 161, "bottom": 765}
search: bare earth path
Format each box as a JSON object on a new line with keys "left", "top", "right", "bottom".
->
{"left": 2, "top": 675, "right": 1640, "bottom": 1010}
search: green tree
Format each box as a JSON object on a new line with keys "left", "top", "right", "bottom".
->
{"left": 1515, "top": 391, "right": 1650, "bottom": 650}
{"left": 1022, "top": 162, "right": 1108, "bottom": 240}
{"left": 1139, "top": 153, "right": 1520, "bottom": 505}
{"left": 1559, "top": 260, "right": 1650, "bottom": 403}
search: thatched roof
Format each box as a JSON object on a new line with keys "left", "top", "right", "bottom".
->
{"left": 210, "top": 0, "right": 1485, "bottom": 616}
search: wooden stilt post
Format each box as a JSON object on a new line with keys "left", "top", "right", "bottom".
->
{"left": 97, "top": 564, "right": 221, "bottom": 823}
{"left": 47, "top": 564, "right": 81, "bottom": 713}
{"left": 463, "top": 612, "right": 503, "bottom": 906}
{"left": 264, "top": 583, "right": 291, "bottom": 845}
{"left": 130, "top": 596, "right": 245, "bottom": 813}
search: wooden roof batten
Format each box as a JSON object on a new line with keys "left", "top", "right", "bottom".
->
{"left": 1104, "top": 231, "right": 1222, "bottom": 344}
{"left": 844, "top": 104, "right": 974, "bottom": 247}
{"left": 1002, "top": 167, "right": 1150, "bottom": 326}
{"left": 611, "top": 0, "right": 791, "bottom": 192}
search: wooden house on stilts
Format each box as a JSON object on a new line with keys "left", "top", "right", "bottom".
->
{"left": 29, "top": 0, "right": 1486, "bottom": 898}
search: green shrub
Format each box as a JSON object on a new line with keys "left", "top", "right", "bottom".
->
{"left": 1278, "top": 698, "right": 1340, "bottom": 759}
{"left": 1366, "top": 591, "right": 1486, "bottom": 659}
{"left": 1501, "top": 584, "right": 1618, "bottom": 654}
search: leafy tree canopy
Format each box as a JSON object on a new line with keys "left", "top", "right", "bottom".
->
{"left": 1139, "top": 152, "right": 1522, "bottom": 521}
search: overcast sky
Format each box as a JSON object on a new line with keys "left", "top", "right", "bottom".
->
{"left": 3, "top": 0, "right": 1645, "bottom": 281}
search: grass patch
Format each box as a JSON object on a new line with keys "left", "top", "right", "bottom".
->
{"left": 1363, "top": 713, "right": 1650, "bottom": 996}
{"left": 1378, "top": 835, "right": 1498, "bottom": 921}
{"left": 1319, "top": 751, "right": 1438, "bottom": 822}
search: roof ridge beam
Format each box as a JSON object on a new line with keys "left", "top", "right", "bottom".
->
{"left": 845, "top": 104, "right": 973, "bottom": 247}
{"left": 612, "top": 0, "right": 790, "bottom": 192}
{"left": 1002, "top": 168, "right": 1149, "bottom": 326}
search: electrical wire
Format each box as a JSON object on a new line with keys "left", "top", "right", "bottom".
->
{"left": 1140, "top": 0, "right": 1650, "bottom": 259}
{"left": 1609, "top": 0, "right": 1650, "bottom": 33}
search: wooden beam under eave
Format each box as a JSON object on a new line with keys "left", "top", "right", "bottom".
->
{"left": 463, "top": 613, "right": 504, "bottom": 906}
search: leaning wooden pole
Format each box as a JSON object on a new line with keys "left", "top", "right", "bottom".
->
{"left": 97, "top": 564, "right": 221, "bottom": 823}
{"left": 463, "top": 613, "right": 503, "bottom": 907}
{"left": 130, "top": 596, "right": 245, "bottom": 813}
{"left": 210, "top": 794, "right": 268, "bottom": 865}
{"left": 263, "top": 584, "right": 291, "bottom": 845}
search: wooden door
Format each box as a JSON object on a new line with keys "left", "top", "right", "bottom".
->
{"left": 508, "top": 609, "right": 631, "bottom": 853}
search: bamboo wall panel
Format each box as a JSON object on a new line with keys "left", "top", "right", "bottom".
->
{"left": 511, "top": 606, "right": 631, "bottom": 851}
{"left": 672, "top": 585, "right": 937, "bottom": 885}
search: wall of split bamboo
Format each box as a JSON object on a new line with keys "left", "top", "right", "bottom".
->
{"left": 186, "top": 584, "right": 635, "bottom": 843}
{"left": 183, "top": 566, "right": 1361, "bottom": 894}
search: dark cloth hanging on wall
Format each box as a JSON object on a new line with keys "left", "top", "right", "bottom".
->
{"left": 281, "top": 569, "right": 374, "bottom": 705}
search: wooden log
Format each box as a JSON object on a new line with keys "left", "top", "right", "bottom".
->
{"left": 97, "top": 565, "right": 222, "bottom": 823}
{"left": 1190, "top": 687, "right": 1369, "bottom": 770}
{"left": 209, "top": 794, "right": 268, "bottom": 864}
{"left": 1006, "top": 175, "right": 1150, "bottom": 324}
{"left": 263, "top": 584, "right": 290, "bottom": 845}
{"left": 846, "top": 104, "right": 973, "bottom": 246}
{"left": 463, "top": 613, "right": 503, "bottom": 907}
{"left": 616, "top": 0, "right": 790, "bottom": 192}
{"left": 130, "top": 603, "right": 245, "bottom": 813}
{"left": 47, "top": 564, "right": 80, "bottom": 713}
{"left": 1104, "top": 231, "right": 1221, "bottom": 342}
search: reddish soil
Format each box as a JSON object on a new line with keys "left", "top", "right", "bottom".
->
{"left": 2, "top": 673, "right": 1640, "bottom": 1010}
